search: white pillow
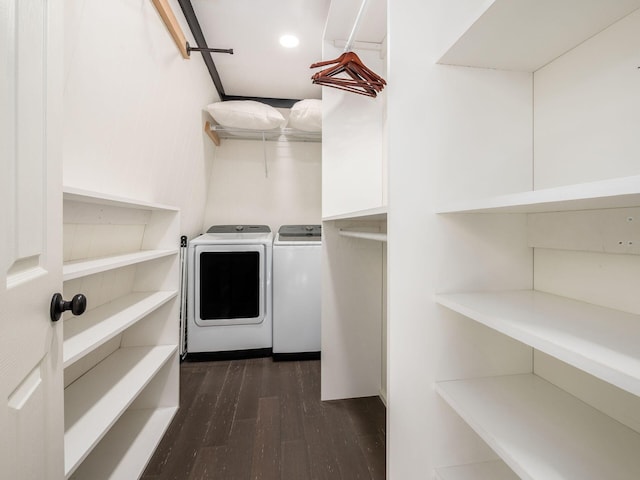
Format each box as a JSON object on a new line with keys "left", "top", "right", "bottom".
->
{"left": 206, "top": 100, "right": 286, "bottom": 130}
{"left": 287, "top": 99, "right": 322, "bottom": 132}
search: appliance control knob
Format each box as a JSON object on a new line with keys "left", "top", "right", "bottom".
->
{"left": 235, "top": 225, "right": 244, "bottom": 231}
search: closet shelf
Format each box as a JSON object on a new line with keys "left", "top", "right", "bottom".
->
{"left": 438, "top": 0, "right": 640, "bottom": 71}
{"left": 69, "top": 406, "right": 178, "bottom": 480}
{"left": 63, "top": 186, "right": 179, "bottom": 212}
{"left": 435, "top": 460, "right": 518, "bottom": 480}
{"left": 63, "top": 249, "right": 178, "bottom": 281}
{"left": 205, "top": 122, "right": 321, "bottom": 143}
{"left": 339, "top": 230, "right": 387, "bottom": 242}
{"left": 64, "top": 345, "right": 176, "bottom": 478}
{"left": 437, "top": 374, "right": 640, "bottom": 479}
{"left": 436, "top": 175, "right": 640, "bottom": 214}
{"left": 323, "top": 206, "right": 387, "bottom": 222}
{"left": 436, "top": 290, "right": 640, "bottom": 396}
{"left": 63, "top": 291, "right": 178, "bottom": 368}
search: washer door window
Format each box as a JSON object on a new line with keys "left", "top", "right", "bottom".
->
{"left": 195, "top": 244, "right": 266, "bottom": 326}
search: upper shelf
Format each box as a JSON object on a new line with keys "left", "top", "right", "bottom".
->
{"left": 323, "top": 206, "right": 387, "bottom": 222}
{"left": 438, "top": 0, "right": 640, "bottom": 71}
{"left": 63, "top": 249, "right": 178, "bottom": 281}
{"left": 436, "top": 175, "right": 640, "bottom": 214}
{"left": 63, "top": 187, "right": 179, "bottom": 212}
{"left": 436, "top": 290, "right": 640, "bottom": 396}
{"left": 205, "top": 121, "right": 321, "bottom": 144}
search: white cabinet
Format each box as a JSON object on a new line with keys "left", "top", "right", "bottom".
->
{"left": 434, "top": 184, "right": 640, "bottom": 478}
{"left": 321, "top": 0, "right": 387, "bottom": 219}
{"left": 421, "top": 2, "right": 640, "bottom": 479}
{"left": 319, "top": 0, "right": 388, "bottom": 402}
{"left": 321, "top": 77, "right": 387, "bottom": 217}
{"left": 61, "top": 187, "right": 180, "bottom": 479}
{"left": 321, "top": 208, "right": 387, "bottom": 401}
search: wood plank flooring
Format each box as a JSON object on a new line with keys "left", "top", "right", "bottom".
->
{"left": 142, "top": 358, "right": 386, "bottom": 480}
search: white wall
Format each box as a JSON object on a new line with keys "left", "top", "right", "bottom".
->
{"left": 63, "top": 0, "right": 217, "bottom": 237}
{"left": 202, "top": 139, "right": 321, "bottom": 234}
{"left": 533, "top": 9, "right": 640, "bottom": 189}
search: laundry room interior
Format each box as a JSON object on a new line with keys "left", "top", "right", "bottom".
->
{"left": 4, "top": 0, "right": 640, "bottom": 479}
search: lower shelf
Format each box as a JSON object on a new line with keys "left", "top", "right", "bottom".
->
{"left": 436, "top": 374, "right": 640, "bottom": 480}
{"left": 64, "top": 345, "right": 177, "bottom": 478}
{"left": 69, "top": 406, "right": 178, "bottom": 480}
{"left": 63, "top": 290, "right": 177, "bottom": 367}
{"left": 436, "top": 290, "right": 640, "bottom": 396}
{"left": 435, "top": 460, "right": 518, "bottom": 480}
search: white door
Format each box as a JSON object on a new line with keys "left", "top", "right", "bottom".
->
{"left": 0, "top": 1, "right": 65, "bottom": 479}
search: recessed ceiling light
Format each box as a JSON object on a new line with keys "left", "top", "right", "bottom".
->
{"left": 279, "top": 34, "right": 299, "bottom": 48}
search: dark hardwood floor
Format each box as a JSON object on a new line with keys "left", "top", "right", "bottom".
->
{"left": 142, "top": 357, "right": 386, "bottom": 480}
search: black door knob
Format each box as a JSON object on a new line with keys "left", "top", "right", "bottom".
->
{"left": 50, "top": 293, "right": 87, "bottom": 322}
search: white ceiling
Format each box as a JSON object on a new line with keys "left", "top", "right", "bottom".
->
{"left": 190, "top": 0, "right": 386, "bottom": 101}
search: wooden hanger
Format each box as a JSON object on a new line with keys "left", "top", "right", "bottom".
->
{"left": 310, "top": 0, "right": 385, "bottom": 97}
{"left": 310, "top": 51, "right": 386, "bottom": 98}
{"left": 312, "top": 53, "right": 384, "bottom": 84}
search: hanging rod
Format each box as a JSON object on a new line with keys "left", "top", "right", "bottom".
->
{"left": 333, "top": 40, "right": 382, "bottom": 52}
{"left": 186, "top": 42, "right": 233, "bottom": 56}
{"left": 339, "top": 229, "right": 387, "bottom": 242}
{"left": 344, "top": 0, "right": 370, "bottom": 52}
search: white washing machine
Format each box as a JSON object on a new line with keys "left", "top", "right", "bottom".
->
{"left": 187, "top": 225, "right": 273, "bottom": 355}
{"left": 273, "top": 225, "right": 321, "bottom": 360}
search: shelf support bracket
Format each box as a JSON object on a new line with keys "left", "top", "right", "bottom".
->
{"left": 204, "top": 121, "right": 221, "bottom": 146}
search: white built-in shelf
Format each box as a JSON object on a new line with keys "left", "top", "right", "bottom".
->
{"left": 323, "top": 206, "right": 387, "bottom": 222}
{"left": 436, "top": 290, "right": 640, "bottom": 396}
{"left": 339, "top": 230, "right": 387, "bottom": 242}
{"left": 436, "top": 175, "right": 640, "bottom": 214}
{"left": 437, "top": 374, "right": 640, "bottom": 479}
{"left": 435, "top": 460, "right": 518, "bottom": 480}
{"left": 438, "top": 0, "right": 640, "bottom": 71}
{"left": 63, "top": 249, "right": 178, "bottom": 281}
{"left": 64, "top": 345, "right": 176, "bottom": 478}
{"left": 63, "top": 186, "right": 179, "bottom": 211}
{"left": 63, "top": 291, "right": 177, "bottom": 367}
{"left": 69, "top": 406, "right": 178, "bottom": 480}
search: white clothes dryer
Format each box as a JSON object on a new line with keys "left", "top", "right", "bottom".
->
{"left": 187, "top": 225, "right": 273, "bottom": 355}
{"left": 272, "top": 225, "right": 321, "bottom": 360}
